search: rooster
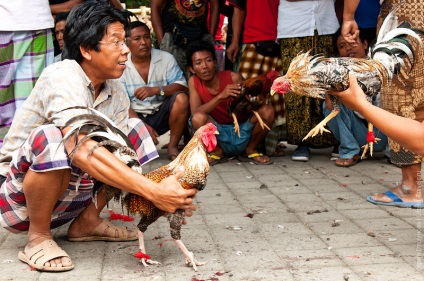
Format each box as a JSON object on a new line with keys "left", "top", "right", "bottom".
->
{"left": 229, "top": 70, "right": 280, "bottom": 137}
{"left": 270, "top": 4, "right": 423, "bottom": 157}
{"left": 61, "top": 107, "right": 218, "bottom": 271}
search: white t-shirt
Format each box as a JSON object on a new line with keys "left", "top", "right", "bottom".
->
{"left": 277, "top": 0, "right": 339, "bottom": 39}
{"left": 0, "top": 0, "right": 54, "bottom": 31}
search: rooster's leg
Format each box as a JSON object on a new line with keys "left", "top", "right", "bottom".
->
{"left": 252, "top": 110, "right": 271, "bottom": 131}
{"left": 232, "top": 113, "right": 241, "bottom": 138}
{"left": 360, "top": 122, "right": 381, "bottom": 159}
{"left": 303, "top": 110, "right": 339, "bottom": 140}
{"left": 137, "top": 230, "right": 161, "bottom": 266}
{"left": 174, "top": 239, "right": 206, "bottom": 272}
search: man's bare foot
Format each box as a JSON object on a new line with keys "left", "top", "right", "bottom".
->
{"left": 370, "top": 184, "right": 423, "bottom": 203}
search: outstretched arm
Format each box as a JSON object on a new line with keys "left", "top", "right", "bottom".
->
{"left": 62, "top": 127, "right": 197, "bottom": 213}
{"left": 330, "top": 74, "right": 424, "bottom": 156}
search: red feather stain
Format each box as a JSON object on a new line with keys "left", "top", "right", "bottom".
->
{"left": 341, "top": 184, "right": 347, "bottom": 187}
{"left": 134, "top": 251, "right": 151, "bottom": 260}
{"left": 245, "top": 213, "right": 254, "bottom": 218}
{"left": 109, "top": 210, "right": 134, "bottom": 222}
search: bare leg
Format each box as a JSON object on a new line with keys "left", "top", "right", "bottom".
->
{"left": 168, "top": 93, "right": 189, "bottom": 160}
{"left": 370, "top": 163, "right": 423, "bottom": 203}
{"left": 232, "top": 112, "right": 240, "bottom": 137}
{"left": 67, "top": 188, "right": 136, "bottom": 238}
{"left": 24, "top": 169, "right": 73, "bottom": 268}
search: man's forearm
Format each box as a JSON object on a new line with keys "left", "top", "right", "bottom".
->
{"left": 343, "top": 0, "right": 360, "bottom": 20}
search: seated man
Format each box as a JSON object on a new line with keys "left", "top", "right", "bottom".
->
{"left": 0, "top": 2, "right": 197, "bottom": 273}
{"left": 120, "top": 21, "right": 189, "bottom": 161}
{"left": 323, "top": 28, "right": 389, "bottom": 167}
{"left": 187, "top": 40, "right": 275, "bottom": 165}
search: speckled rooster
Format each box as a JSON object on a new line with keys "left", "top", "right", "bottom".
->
{"left": 61, "top": 107, "right": 218, "bottom": 271}
{"left": 270, "top": 3, "right": 423, "bottom": 157}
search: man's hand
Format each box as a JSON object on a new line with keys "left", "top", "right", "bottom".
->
{"left": 226, "top": 41, "right": 239, "bottom": 63}
{"left": 134, "top": 86, "right": 159, "bottom": 101}
{"left": 151, "top": 167, "right": 198, "bottom": 214}
{"left": 329, "top": 73, "right": 368, "bottom": 112}
{"left": 341, "top": 19, "right": 360, "bottom": 44}
{"left": 218, "top": 83, "right": 242, "bottom": 100}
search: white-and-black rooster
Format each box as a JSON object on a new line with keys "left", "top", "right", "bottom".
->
{"left": 270, "top": 2, "right": 424, "bottom": 157}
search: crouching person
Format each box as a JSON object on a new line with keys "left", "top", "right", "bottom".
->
{"left": 0, "top": 1, "right": 197, "bottom": 272}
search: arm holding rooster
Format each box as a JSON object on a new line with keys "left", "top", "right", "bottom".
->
{"left": 331, "top": 74, "right": 424, "bottom": 156}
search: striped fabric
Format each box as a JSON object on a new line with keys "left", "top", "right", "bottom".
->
{"left": 0, "top": 119, "right": 158, "bottom": 233}
{"left": 0, "top": 29, "right": 54, "bottom": 149}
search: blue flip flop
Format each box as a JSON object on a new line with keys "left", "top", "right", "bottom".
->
{"left": 367, "top": 191, "right": 424, "bottom": 209}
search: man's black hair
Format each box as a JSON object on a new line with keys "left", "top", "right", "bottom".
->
{"left": 186, "top": 40, "right": 217, "bottom": 67}
{"left": 62, "top": 0, "right": 129, "bottom": 63}
{"left": 129, "top": 21, "right": 149, "bottom": 33}
{"left": 55, "top": 12, "right": 69, "bottom": 25}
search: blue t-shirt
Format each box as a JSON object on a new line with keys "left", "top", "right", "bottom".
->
{"left": 355, "top": 0, "right": 380, "bottom": 29}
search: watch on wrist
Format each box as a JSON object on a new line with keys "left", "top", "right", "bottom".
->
{"left": 159, "top": 85, "right": 165, "bottom": 96}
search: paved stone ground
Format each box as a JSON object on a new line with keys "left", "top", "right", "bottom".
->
{"left": 1, "top": 143, "right": 424, "bottom": 281}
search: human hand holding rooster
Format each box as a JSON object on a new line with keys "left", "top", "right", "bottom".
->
{"left": 150, "top": 166, "right": 198, "bottom": 214}
{"left": 329, "top": 73, "right": 370, "bottom": 113}
{"left": 218, "top": 83, "right": 242, "bottom": 100}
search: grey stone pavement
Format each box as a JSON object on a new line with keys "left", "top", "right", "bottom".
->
{"left": 1, "top": 140, "right": 424, "bottom": 281}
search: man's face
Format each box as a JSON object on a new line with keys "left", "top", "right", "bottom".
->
{"left": 128, "top": 25, "right": 152, "bottom": 59}
{"left": 55, "top": 20, "right": 66, "bottom": 51}
{"left": 336, "top": 35, "right": 368, "bottom": 59}
{"left": 88, "top": 21, "right": 129, "bottom": 81}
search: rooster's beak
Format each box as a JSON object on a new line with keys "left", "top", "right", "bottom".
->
{"left": 270, "top": 89, "right": 276, "bottom": 96}
{"left": 214, "top": 130, "right": 219, "bottom": 135}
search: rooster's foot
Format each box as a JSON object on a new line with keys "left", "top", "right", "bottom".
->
{"left": 184, "top": 251, "right": 205, "bottom": 272}
{"left": 303, "top": 124, "right": 330, "bottom": 140}
{"left": 252, "top": 111, "right": 271, "bottom": 131}
{"left": 361, "top": 138, "right": 381, "bottom": 159}
{"left": 232, "top": 113, "right": 241, "bottom": 138}
{"left": 140, "top": 258, "right": 161, "bottom": 267}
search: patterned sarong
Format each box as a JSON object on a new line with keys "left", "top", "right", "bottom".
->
{"left": 0, "top": 29, "right": 54, "bottom": 149}
{"left": 0, "top": 118, "right": 158, "bottom": 233}
{"left": 377, "top": 0, "right": 424, "bottom": 165}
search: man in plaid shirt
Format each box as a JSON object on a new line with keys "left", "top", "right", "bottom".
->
{"left": 0, "top": 1, "right": 197, "bottom": 272}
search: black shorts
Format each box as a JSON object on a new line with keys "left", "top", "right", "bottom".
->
{"left": 137, "top": 92, "right": 187, "bottom": 135}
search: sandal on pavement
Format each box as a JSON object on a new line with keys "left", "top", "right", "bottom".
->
{"left": 208, "top": 154, "right": 229, "bottom": 166}
{"left": 18, "top": 240, "right": 74, "bottom": 272}
{"left": 238, "top": 153, "right": 273, "bottom": 165}
{"left": 335, "top": 155, "right": 361, "bottom": 167}
{"left": 367, "top": 191, "right": 424, "bottom": 209}
{"left": 68, "top": 219, "right": 137, "bottom": 242}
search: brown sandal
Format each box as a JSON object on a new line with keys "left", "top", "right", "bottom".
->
{"left": 68, "top": 220, "right": 137, "bottom": 242}
{"left": 335, "top": 155, "right": 361, "bottom": 167}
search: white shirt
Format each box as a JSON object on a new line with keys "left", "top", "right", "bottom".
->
{"left": 0, "top": 0, "right": 54, "bottom": 31}
{"left": 277, "top": 0, "right": 339, "bottom": 39}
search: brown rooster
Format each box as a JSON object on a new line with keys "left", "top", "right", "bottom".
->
{"left": 61, "top": 107, "right": 218, "bottom": 271}
{"left": 270, "top": 5, "right": 423, "bottom": 157}
{"left": 229, "top": 70, "right": 280, "bottom": 137}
